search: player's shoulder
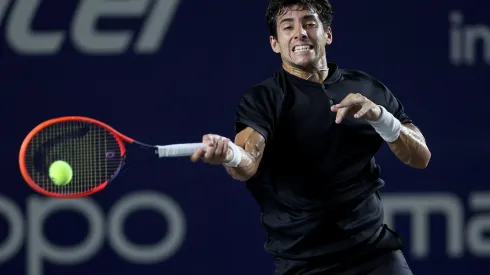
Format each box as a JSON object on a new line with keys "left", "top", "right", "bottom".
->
{"left": 242, "top": 71, "right": 286, "bottom": 100}
{"left": 338, "top": 68, "right": 389, "bottom": 92}
{"left": 255, "top": 70, "right": 285, "bottom": 91}
{"left": 339, "top": 68, "right": 379, "bottom": 82}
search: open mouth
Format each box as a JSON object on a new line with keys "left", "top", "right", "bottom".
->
{"left": 293, "top": 45, "right": 313, "bottom": 52}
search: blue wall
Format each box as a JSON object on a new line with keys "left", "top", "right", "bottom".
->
{"left": 1, "top": 0, "right": 489, "bottom": 274}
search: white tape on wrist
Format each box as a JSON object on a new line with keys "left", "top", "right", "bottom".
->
{"left": 367, "top": 105, "right": 401, "bottom": 143}
{"left": 223, "top": 142, "right": 242, "bottom": 167}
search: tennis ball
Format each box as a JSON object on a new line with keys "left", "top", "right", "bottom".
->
{"left": 49, "top": 161, "right": 73, "bottom": 185}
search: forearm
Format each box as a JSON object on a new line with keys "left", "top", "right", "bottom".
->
{"left": 388, "top": 124, "right": 431, "bottom": 168}
{"left": 224, "top": 149, "right": 258, "bottom": 181}
{"left": 224, "top": 127, "right": 265, "bottom": 181}
{"left": 368, "top": 105, "right": 431, "bottom": 169}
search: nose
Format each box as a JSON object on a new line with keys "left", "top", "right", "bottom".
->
{"left": 294, "top": 25, "right": 308, "bottom": 40}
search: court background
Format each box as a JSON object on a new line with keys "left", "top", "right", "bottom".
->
{"left": 0, "top": 0, "right": 488, "bottom": 274}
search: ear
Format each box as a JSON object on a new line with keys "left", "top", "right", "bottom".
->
{"left": 325, "top": 27, "right": 333, "bottom": 45}
{"left": 270, "top": 35, "right": 281, "bottom": 53}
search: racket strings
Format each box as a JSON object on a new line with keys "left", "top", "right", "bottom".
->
{"left": 24, "top": 121, "right": 123, "bottom": 195}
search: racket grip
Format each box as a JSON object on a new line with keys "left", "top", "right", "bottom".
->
{"left": 157, "top": 143, "right": 206, "bottom": 157}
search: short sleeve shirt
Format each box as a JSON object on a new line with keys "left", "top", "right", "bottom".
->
{"left": 235, "top": 63, "right": 411, "bottom": 260}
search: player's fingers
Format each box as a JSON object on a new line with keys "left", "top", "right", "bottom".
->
{"left": 190, "top": 148, "right": 205, "bottom": 162}
{"left": 332, "top": 93, "right": 364, "bottom": 110}
{"left": 332, "top": 95, "right": 353, "bottom": 110}
{"left": 335, "top": 106, "right": 352, "bottom": 124}
{"left": 223, "top": 139, "right": 230, "bottom": 160}
{"left": 215, "top": 137, "right": 225, "bottom": 156}
{"left": 204, "top": 141, "right": 217, "bottom": 159}
{"left": 354, "top": 103, "right": 372, "bottom": 119}
{"left": 331, "top": 101, "right": 347, "bottom": 112}
{"left": 202, "top": 134, "right": 215, "bottom": 146}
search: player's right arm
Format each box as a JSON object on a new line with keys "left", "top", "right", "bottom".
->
{"left": 224, "top": 127, "right": 266, "bottom": 181}
{"left": 191, "top": 84, "right": 283, "bottom": 180}
{"left": 190, "top": 127, "right": 266, "bottom": 181}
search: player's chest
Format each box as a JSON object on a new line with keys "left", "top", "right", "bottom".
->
{"left": 280, "top": 85, "right": 379, "bottom": 145}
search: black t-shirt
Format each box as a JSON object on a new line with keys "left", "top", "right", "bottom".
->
{"left": 235, "top": 63, "right": 412, "bottom": 262}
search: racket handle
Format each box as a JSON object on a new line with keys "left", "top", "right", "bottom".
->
{"left": 157, "top": 143, "right": 206, "bottom": 157}
{"left": 156, "top": 142, "right": 241, "bottom": 167}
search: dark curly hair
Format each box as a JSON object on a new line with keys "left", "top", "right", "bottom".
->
{"left": 266, "top": 0, "right": 333, "bottom": 38}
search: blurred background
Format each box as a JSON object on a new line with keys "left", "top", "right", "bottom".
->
{"left": 0, "top": 0, "right": 488, "bottom": 274}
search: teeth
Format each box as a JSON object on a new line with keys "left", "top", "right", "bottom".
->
{"left": 294, "top": 45, "right": 311, "bottom": 52}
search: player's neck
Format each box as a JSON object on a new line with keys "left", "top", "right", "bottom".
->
{"left": 283, "top": 59, "right": 329, "bottom": 84}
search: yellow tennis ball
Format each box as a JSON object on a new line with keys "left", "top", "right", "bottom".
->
{"left": 49, "top": 161, "right": 73, "bottom": 185}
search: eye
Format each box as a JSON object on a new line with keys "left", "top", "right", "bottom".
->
{"left": 305, "top": 23, "right": 317, "bottom": 28}
{"left": 283, "top": 26, "right": 293, "bottom": 30}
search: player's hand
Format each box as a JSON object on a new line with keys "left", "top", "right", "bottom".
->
{"left": 190, "top": 134, "right": 232, "bottom": 165}
{"left": 330, "top": 93, "right": 381, "bottom": 124}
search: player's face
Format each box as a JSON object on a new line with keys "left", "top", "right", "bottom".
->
{"left": 270, "top": 5, "right": 332, "bottom": 68}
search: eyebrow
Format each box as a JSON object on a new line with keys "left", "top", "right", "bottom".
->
{"left": 279, "top": 15, "right": 316, "bottom": 24}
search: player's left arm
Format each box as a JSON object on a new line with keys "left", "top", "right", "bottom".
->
{"left": 331, "top": 78, "right": 431, "bottom": 169}
{"left": 386, "top": 122, "right": 431, "bottom": 169}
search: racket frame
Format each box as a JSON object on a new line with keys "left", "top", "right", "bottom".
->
{"left": 20, "top": 116, "right": 227, "bottom": 198}
{"left": 19, "top": 116, "right": 135, "bottom": 198}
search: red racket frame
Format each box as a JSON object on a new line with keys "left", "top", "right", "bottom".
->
{"left": 19, "top": 116, "right": 134, "bottom": 198}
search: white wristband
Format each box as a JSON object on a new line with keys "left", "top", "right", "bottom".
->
{"left": 367, "top": 105, "right": 401, "bottom": 143}
{"left": 223, "top": 142, "right": 242, "bottom": 167}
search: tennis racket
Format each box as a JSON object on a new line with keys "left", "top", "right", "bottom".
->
{"left": 18, "top": 116, "right": 234, "bottom": 198}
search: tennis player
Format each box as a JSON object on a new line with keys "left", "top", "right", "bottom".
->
{"left": 191, "top": 0, "right": 431, "bottom": 274}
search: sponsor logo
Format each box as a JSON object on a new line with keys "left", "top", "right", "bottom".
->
{"left": 449, "top": 10, "right": 490, "bottom": 65}
{"left": 0, "top": 0, "right": 180, "bottom": 55}
{"left": 384, "top": 192, "right": 490, "bottom": 259}
{"left": 0, "top": 191, "right": 186, "bottom": 275}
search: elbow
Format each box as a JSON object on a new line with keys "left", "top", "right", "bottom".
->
{"left": 410, "top": 160, "right": 429, "bottom": 169}
{"left": 409, "top": 149, "right": 431, "bottom": 169}
{"left": 231, "top": 174, "right": 253, "bottom": 182}
{"left": 225, "top": 166, "right": 258, "bottom": 181}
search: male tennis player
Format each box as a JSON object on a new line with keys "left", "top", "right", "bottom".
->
{"left": 191, "top": 0, "right": 431, "bottom": 274}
